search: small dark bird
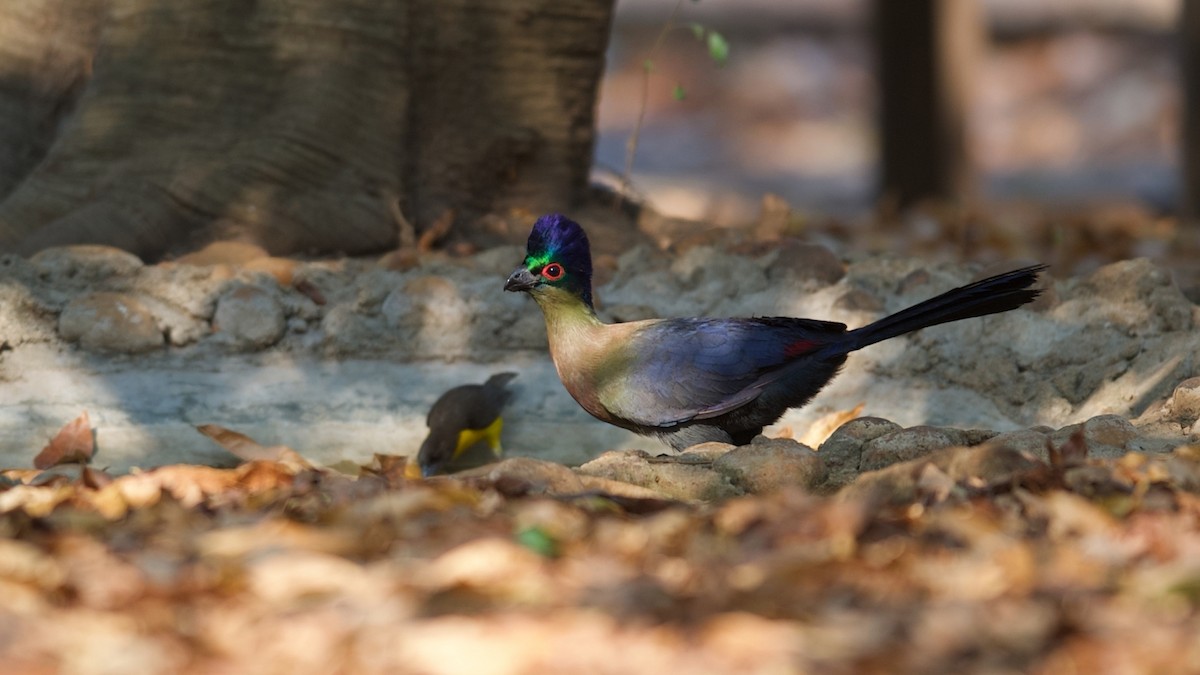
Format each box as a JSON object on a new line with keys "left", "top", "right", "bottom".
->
{"left": 504, "top": 214, "right": 1045, "bottom": 451}
{"left": 412, "top": 372, "right": 517, "bottom": 477}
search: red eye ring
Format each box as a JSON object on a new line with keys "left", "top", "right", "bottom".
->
{"left": 541, "top": 263, "right": 564, "bottom": 281}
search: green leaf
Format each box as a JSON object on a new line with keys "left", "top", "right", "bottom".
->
{"left": 672, "top": 84, "right": 687, "bottom": 101}
{"left": 515, "top": 526, "right": 558, "bottom": 557}
{"left": 706, "top": 31, "right": 729, "bottom": 66}
{"left": 689, "top": 22, "right": 706, "bottom": 41}
{"left": 643, "top": 58, "right": 654, "bottom": 73}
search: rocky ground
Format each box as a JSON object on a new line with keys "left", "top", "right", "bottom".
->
{"left": 2, "top": 229, "right": 1199, "bottom": 481}
{"left": 4, "top": 230, "right": 1200, "bottom": 673}
{"left": 3, "top": 406, "right": 1200, "bottom": 673}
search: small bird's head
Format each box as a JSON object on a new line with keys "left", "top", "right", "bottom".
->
{"left": 415, "top": 431, "right": 454, "bottom": 478}
{"left": 504, "top": 214, "right": 593, "bottom": 308}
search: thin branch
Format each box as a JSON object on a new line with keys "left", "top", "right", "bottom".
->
{"left": 618, "top": 0, "right": 686, "bottom": 207}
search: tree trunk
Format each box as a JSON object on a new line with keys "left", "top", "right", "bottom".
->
{"left": 0, "top": 1, "right": 104, "bottom": 200}
{"left": 873, "top": 0, "right": 981, "bottom": 208}
{"left": 1181, "top": 1, "right": 1200, "bottom": 228}
{"left": 0, "top": 0, "right": 615, "bottom": 259}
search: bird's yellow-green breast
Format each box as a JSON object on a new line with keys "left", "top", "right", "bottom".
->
{"left": 412, "top": 372, "right": 517, "bottom": 478}
{"left": 454, "top": 415, "right": 504, "bottom": 459}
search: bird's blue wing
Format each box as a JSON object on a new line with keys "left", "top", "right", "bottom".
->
{"left": 597, "top": 317, "right": 847, "bottom": 428}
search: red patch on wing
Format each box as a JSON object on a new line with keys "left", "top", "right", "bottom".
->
{"left": 784, "top": 339, "right": 820, "bottom": 358}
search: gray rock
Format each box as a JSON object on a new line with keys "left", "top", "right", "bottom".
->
{"left": 320, "top": 304, "right": 390, "bottom": 356}
{"left": 458, "top": 457, "right": 585, "bottom": 495}
{"left": 136, "top": 295, "right": 209, "bottom": 347}
{"left": 1085, "top": 258, "right": 1193, "bottom": 333}
{"left": 0, "top": 283, "right": 57, "bottom": 346}
{"left": 282, "top": 292, "right": 323, "bottom": 324}
{"left": 987, "top": 428, "right": 1052, "bottom": 460}
{"left": 712, "top": 436, "right": 825, "bottom": 494}
{"left": 576, "top": 449, "right": 739, "bottom": 501}
{"left": 669, "top": 246, "right": 769, "bottom": 302}
{"left": 29, "top": 245, "right": 143, "bottom": 281}
{"left": 471, "top": 245, "right": 526, "bottom": 276}
{"left": 58, "top": 292, "right": 164, "bottom": 354}
{"left": 764, "top": 241, "right": 845, "bottom": 286}
{"left": 944, "top": 443, "right": 1041, "bottom": 485}
{"left": 379, "top": 275, "right": 480, "bottom": 359}
{"left": 841, "top": 444, "right": 1040, "bottom": 505}
{"left": 818, "top": 417, "right": 902, "bottom": 488}
{"left": 860, "top": 426, "right": 968, "bottom": 473}
{"left": 1168, "top": 377, "right": 1200, "bottom": 423}
{"left": 213, "top": 285, "right": 286, "bottom": 349}
{"left": 1049, "top": 415, "right": 1138, "bottom": 459}
{"left": 679, "top": 441, "right": 736, "bottom": 462}
{"left": 1127, "top": 435, "right": 1188, "bottom": 455}
{"left": 834, "top": 287, "right": 884, "bottom": 313}
{"left": 355, "top": 270, "right": 396, "bottom": 311}
{"left": 1081, "top": 414, "right": 1139, "bottom": 448}
{"left": 132, "top": 264, "right": 224, "bottom": 320}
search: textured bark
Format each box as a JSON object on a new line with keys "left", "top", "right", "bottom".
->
{"left": 0, "top": 0, "right": 615, "bottom": 258}
{"left": 406, "top": 0, "right": 614, "bottom": 228}
{"left": 873, "top": 0, "right": 982, "bottom": 207}
{"left": 1182, "top": 2, "right": 1200, "bottom": 228}
{"left": 0, "top": 1, "right": 104, "bottom": 200}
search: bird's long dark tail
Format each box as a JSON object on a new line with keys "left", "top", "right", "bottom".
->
{"left": 483, "top": 372, "right": 518, "bottom": 405}
{"left": 842, "top": 264, "right": 1046, "bottom": 352}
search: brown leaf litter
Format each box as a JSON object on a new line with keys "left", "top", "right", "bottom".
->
{"left": 2, "top": 423, "right": 1200, "bottom": 673}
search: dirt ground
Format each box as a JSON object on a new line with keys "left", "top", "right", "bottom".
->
{"left": 2, "top": 216, "right": 1198, "bottom": 473}
{"left": 4, "top": 210, "right": 1200, "bottom": 672}
{"left": 3, "top": 3, "right": 1198, "bottom": 671}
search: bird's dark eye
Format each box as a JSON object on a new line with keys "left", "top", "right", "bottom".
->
{"left": 541, "top": 263, "right": 564, "bottom": 281}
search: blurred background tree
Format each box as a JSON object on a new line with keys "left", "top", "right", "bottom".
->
{"left": 873, "top": 0, "right": 982, "bottom": 209}
{"left": 0, "top": 0, "right": 615, "bottom": 258}
{"left": 0, "top": 0, "right": 1192, "bottom": 274}
{"left": 599, "top": 0, "right": 1185, "bottom": 278}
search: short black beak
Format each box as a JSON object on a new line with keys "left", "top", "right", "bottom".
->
{"left": 504, "top": 267, "right": 537, "bottom": 292}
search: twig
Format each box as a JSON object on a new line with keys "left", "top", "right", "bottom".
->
{"left": 617, "top": 0, "right": 686, "bottom": 207}
{"left": 385, "top": 191, "right": 416, "bottom": 249}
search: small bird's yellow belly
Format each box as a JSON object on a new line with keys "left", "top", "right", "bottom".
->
{"left": 455, "top": 416, "right": 505, "bottom": 459}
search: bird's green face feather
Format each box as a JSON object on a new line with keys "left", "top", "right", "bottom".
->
{"left": 506, "top": 250, "right": 597, "bottom": 319}
{"left": 525, "top": 251, "right": 581, "bottom": 295}
{"left": 522, "top": 252, "right": 557, "bottom": 285}
{"left": 505, "top": 214, "right": 594, "bottom": 307}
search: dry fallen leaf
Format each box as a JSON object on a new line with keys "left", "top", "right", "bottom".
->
{"left": 174, "top": 240, "right": 269, "bottom": 266}
{"left": 78, "top": 465, "right": 114, "bottom": 489}
{"left": 417, "top": 209, "right": 455, "bottom": 253}
{"left": 195, "top": 424, "right": 311, "bottom": 469}
{"left": 0, "top": 484, "right": 74, "bottom": 517}
{"left": 799, "top": 402, "right": 865, "bottom": 448}
{"left": 364, "top": 453, "right": 417, "bottom": 485}
{"left": 386, "top": 191, "right": 417, "bottom": 249}
{"left": 197, "top": 519, "right": 362, "bottom": 559}
{"left": 146, "top": 465, "right": 243, "bottom": 508}
{"left": 3, "top": 469, "right": 43, "bottom": 484}
{"left": 242, "top": 256, "right": 298, "bottom": 286}
{"left": 85, "top": 483, "right": 130, "bottom": 520}
{"left": 33, "top": 411, "right": 94, "bottom": 469}
{"left": 235, "top": 460, "right": 299, "bottom": 493}
{"left": 293, "top": 278, "right": 327, "bottom": 305}
{"left": 1048, "top": 427, "right": 1090, "bottom": 473}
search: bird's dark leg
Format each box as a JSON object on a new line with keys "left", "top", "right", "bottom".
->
{"left": 661, "top": 424, "right": 734, "bottom": 451}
